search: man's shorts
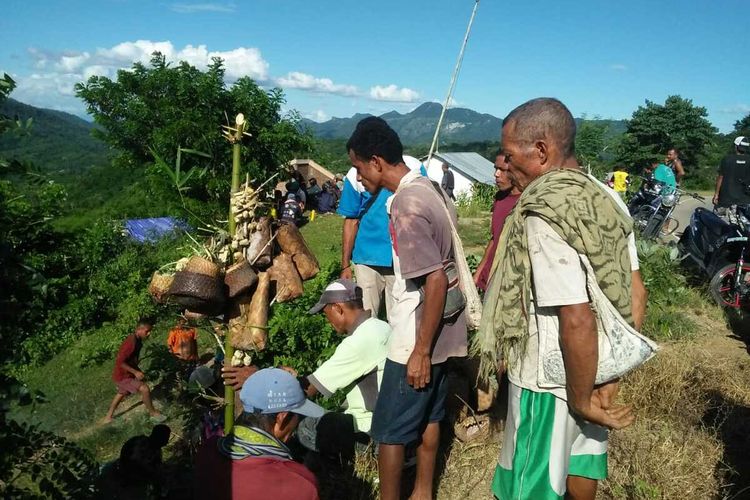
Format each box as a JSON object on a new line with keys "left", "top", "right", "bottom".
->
{"left": 370, "top": 359, "right": 447, "bottom": 445}
{"left": 115, "top": 378, "right": 143, "bottom": 395}
{"left": 492, "top": 383, "right": 608, "bottom": 500}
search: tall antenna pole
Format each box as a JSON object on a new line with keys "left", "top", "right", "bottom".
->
{"left": 425, "top": 0, "right": 480, "bottom": 170}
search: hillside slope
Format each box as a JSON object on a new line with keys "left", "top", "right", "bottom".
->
{"left": 0, "top": 98, "right": 111, "bottom": 173}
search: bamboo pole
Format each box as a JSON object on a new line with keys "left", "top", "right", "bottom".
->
{"left": 425, "top": 0, "right": 480, "bottom": 169}
{"left": 224, "top": 113, "right": 246, "bottom": 434}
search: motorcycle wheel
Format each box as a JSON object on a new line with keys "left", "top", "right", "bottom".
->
{"left": 709, "top": 263, "right": 750, "bottom": 309}
{"left": 643, "top": 214, "right": 665, "bottom": 240}
{"left": 661, "top": 217, "right": 679, "bottom": 237}
{"left": 632, "top": 206, "right": 653, "bottom": 233}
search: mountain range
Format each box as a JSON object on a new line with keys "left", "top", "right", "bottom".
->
{"left": 0, "top": 98, "right": 110, "bottom": 173}
{"left": 301, "top": 102, "right": 628, "bottom": 145}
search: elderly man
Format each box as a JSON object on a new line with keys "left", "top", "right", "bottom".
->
{"left": 346, "top": 116, "right": 467, "bottom": 500}
{"left": 476, "top": 98, "right": 648, "bottom": 500}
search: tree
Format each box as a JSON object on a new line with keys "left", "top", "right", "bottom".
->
{"left": 734, "top": 113, "right": 750, "bottom": 138}
{"left": 576, "top": 119, "right": 608, "bottom": 168}
{"left": 75, "top": 53, "right": 313, "bottom": 200}
{"left": 617, "top": 95, "right": 717, "bottom": 171}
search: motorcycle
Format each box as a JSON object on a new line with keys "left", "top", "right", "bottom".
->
{"left": 628, "top": 176, "right": 704, "bottom": 240}
{"left": 678, "top": 204, "right": 750, "bottom": 309}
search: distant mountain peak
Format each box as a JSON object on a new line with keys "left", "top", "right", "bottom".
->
{"left": 300, "top": 101, "right": 625, "bottom": 145}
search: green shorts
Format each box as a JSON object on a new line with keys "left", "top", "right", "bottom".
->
{"left": 492, "top": 383, "right": 608, "bottom": 500}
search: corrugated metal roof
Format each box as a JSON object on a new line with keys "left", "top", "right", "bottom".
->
{"left": 431, "top": 152, "right": 495, "bottom": 185}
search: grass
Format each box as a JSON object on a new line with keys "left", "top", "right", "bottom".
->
{"left": 10, "top": 206, "right": 750, "bottom": 500}
{"left": 8, "top": 319, "right": 194, "bottom": 462}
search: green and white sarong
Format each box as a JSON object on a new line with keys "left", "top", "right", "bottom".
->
{"left": 492, "top": 383, "right": 608, "bottom": 500}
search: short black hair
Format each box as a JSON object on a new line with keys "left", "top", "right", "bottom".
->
{"left": 503, "top": 98, "right": 576, "bottom": 159}
{"left": 346, "top": 117, "right": 404, "bottom": 165}
{"left": 341, "top": 298, "right": 364, "bottom": 311}
{"left": 668, "top": 148, "right": 681, "bottom": 158}
{"left": 137, "top": 317, "right": 154, "bottom": 328}
{"left": 236, "top": 411, "right": 295, "bottom": 431}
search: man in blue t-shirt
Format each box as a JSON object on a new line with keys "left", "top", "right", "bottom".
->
{"left": 338, "top": 156, "right": 425, "bottom": 319}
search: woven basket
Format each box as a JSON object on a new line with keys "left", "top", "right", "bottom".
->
{"left": 183, "top": 255, "right": 221, "bottom": 278}
{"left": 168, "top": 271, "right": 226, "bottom": 312}
{"left": 148, "top": 272, "right": 174, "bottom": 303}
{"left": 224, "top": 260, "right": 258, "bottom": 298}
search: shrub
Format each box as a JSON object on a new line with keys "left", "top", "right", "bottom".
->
{"left": 456, "top": 183, "right": 495, "bottom": 218}
{"left": 637, "top": 240, "right": 697, "bottom": 340}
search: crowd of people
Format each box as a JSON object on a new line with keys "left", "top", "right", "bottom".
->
{"left": 100, "top": 97, "right": 750, "bottom": 500}
{"left": 276, "top": 172, "right": 345, "bottom": 225}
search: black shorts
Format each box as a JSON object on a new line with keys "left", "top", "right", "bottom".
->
{"left": 370, "top": 359, "right": 447, "bottom": 445}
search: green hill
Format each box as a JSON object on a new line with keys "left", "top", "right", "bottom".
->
{"left": 302, "top": 102, "right": 628, "bottom": 146}
{"left": 0, "top": 98, "right": 111, "bottom": 174}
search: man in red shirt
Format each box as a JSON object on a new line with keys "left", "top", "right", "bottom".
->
{"left": 474, "top": 151, "right": 521, "bottom": 291}
{"left": 103, "top": 318, "right": 164, "bottom": 424}
{"left": 194, "top": 368, "right": 323, "bottom": 500}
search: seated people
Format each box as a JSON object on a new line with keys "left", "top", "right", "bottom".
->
{"left": 221, "top": 279, "right": 391, "bottom": 462}
{"left": 316, "top": 182, "right": 337, "bottom": 214}
{"left": 194, "top": 368, "right": 323, "bottom": 500}
{"left": 281, "top": 193, "right": 303, "bottom": 225}
{"left": 307, "top": 178, "right": 322, "bottom": 211}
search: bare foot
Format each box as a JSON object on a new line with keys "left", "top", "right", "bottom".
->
{"left": 101, "top": 416, "right": 114, "bottom": 424}
{"left": 149, "top": 413, "right": 167, "bottom": 423}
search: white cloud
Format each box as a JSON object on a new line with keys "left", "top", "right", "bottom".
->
{"left": 369, "top": 84, "right": 420, "bottom": 103}
{"left": 13, "top": 40, "right": 422, "bottom": 119}
{"left": 275, "top": 72, "right": 358, "bottom": 97}
{"left": 170, "top": 3, "right": 236, "bottom": 13}
{"left": 303, "top": 109, "right": 330, "bottom": 122}
{"left": 14, "top": 40, "right": 271, "bottom": 113}
{"left": 718, "top": 104, "right": 750, "bottom": 114}
{"left": 609, "top": 64, "right": 627, "bottom": 71}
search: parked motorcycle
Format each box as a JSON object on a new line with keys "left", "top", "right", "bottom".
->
{"left": 629, "top": 176, "right": 704, "bottom": 240}
{"left": 678, "top": 204, "right": 750, "bottom": 309}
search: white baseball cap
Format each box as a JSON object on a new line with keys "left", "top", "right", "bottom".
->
{"left": 734, "top": 136, "right": 749, "bottom": 147}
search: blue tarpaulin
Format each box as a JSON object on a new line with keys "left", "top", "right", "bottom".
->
{"left": 124, "top": 217, "right": 188, "bottom": 243}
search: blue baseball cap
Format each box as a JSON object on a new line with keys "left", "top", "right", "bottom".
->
{"left": 240, "top": 368, "right": 324, "bottom": 417}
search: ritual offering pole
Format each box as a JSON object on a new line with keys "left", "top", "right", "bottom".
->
{"left": 223, "top": 112, "right": 247, "bottom": 434}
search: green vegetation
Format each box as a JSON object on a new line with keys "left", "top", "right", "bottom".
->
{"left": 3, "top": 52, "right": 750, "bottom": 499}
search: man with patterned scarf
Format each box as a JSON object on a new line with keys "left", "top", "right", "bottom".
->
{"left": 194, "top": 368, "right": 323, "bottom": 499}
{"left": 474, "top": 98, "right": 648, "bottom": 500}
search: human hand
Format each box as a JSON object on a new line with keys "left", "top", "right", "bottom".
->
{"left": 406, "top": 351, "right": 431, "bottom": 389}
{"left": 340, "top": 266, "right": 353, "bottom": 280}
{"left": 134, "top": 371, "right": 145, "bottom": 381}
{"left": 593, "top": 379, "right": 620, "bottom": 410}
{"left": 572, "top": 393, "right": 634, "bottom": 430}
{"left": 221, "top": 364, "right": 258, "bottom": 391}
{"left": 712, "top": 194, "right": 719, "bottom": 206}
{"left": 280, "top": 366, "right": 299, "bottom": 377}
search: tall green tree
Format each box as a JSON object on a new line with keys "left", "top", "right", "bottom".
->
{"left": 75, "top": 53, "right": 312, "bottom": 200}
{"left": 617, "top": 95, "right": 717, "bottom": 171}
{"left": 576, "top": 120, "right": 608, "bottom": 167}
{"left": 734, "top": 113, "right": 750, "bottom": 138}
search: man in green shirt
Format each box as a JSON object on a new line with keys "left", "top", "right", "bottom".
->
{"left": 222, "top": 278, "right": 391, "bottom": 461}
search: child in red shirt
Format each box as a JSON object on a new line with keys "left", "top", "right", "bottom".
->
{"left": 103, "top": 318, "right": 165, "bottom": 424}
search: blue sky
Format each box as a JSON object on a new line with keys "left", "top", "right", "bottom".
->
{"left": 2, "top": 0, "right": 748, "bottom": 131}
